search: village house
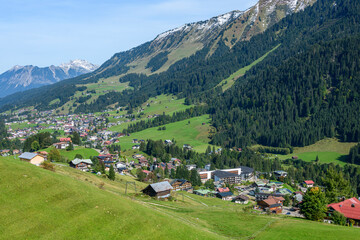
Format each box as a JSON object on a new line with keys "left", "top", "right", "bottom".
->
{"left": 53, "top": 142, "right": 70, "bottom": 150}
{"left": 232, "top": 195, "right": 249, "bottom": 204}
{"left": 216, "top": 191, "right": 233, "bottom": 201}
{"left": 257, "top": 195, "right": 285, "bottom": 214}
{"left": 185, "top": 164, "right": 196, "bottom": 171}
{"left": 194, "top": 189, "right": 216, "bottom": 197}
{"left": 60, "top": 137, "right": 72, "bottom": 143}
{"left": 327, "top": 197, "right": 360, "bottom": 225}
{"left": 69, "top": 158, "right": 93, "bottom": 171}
{"left": 274, "top": 170, "right": 288, "bottom": 178}
{"left": 255, "top": 192, "right": 285, "bottom": 202}
{"left": 293, "top": 191, "right": 304, "bottom": 204}
{"left": 142, "top": 181, "right": 173, "bottom": 199}
{"left": 303, "top": 180, "right": 315, "bottom": 188}
{"left": 170, "top": 179, "right": 192, "bottom": 192}
{"left": 217, "top": 187, "right": 230, "bottom": 193}
{"left": 19, "top": 152, "right": 45, "bottom": 166}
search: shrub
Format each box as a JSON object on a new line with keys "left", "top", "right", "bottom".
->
{"left": 40, "top": 161, "right": 55, "bottom": 172}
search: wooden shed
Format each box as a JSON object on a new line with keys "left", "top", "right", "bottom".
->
{"left": 142, "top": 181, "right": 173, "bottom": 199}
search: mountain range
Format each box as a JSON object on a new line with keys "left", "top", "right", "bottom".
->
{"left": 1, "top": 0, "right": 360, "bottom": 148}
{"left": 0, "top": 0, "right": 315, "bottom": 110}
{"left": 0, "top": 60, "right": 98, "bottom": 98}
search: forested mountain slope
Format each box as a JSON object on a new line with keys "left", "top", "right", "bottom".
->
{"left": 0, "top": 0, "right": 313, "bottom": 112}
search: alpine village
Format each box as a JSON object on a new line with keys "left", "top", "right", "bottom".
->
{"left": 1, "top": 0, "right": 360, "bottom": 239}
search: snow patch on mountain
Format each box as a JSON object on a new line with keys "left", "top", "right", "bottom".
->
{"left": 0, "top": 60, "right": 99, "bottom": 98}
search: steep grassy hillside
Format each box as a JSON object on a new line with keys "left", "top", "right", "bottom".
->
{"left": 0, "top": 157, "right": 218, "bottom": 240}
{"left": 1, "top": 157, "right": 359, "bottom": 239}
{"left": 118, "top": 115, "right": 214, "bottom": 152}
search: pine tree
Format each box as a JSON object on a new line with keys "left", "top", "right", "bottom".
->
{"left": 108, "top": 165, "right": 115, "bottom": 181}
{"left": 301, "top": 187, "right": 327, "bottom": 221}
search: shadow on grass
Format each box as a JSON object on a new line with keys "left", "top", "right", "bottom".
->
{"left": 337, "top": 155, "right": 349, "bottom": 164}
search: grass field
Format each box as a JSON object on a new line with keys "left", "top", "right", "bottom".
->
{"left": 41, "top": 146, "right": 99, "bottom": 161}
{"left": 275, "top": 138, "right": 357, "bottom": 166}
{"left": 117, "top": 115, "right": 215, "bottom": 152}
{"left": 217, "top": 44, "right": 280, "bottom": 91}
{"left": 140, "top": 94, "right": 193, "bottom": 116}
{"left": 108, "top": 94, "right": 193, "bottom": 132}
{"left": 0, "top": 157, "right": 218, "bottom": 240}
{"left": 1, "top": 157, "right": 359, "bottom": 240}
{"left": 9, "top": 122, "right": 37, "bottom": 130}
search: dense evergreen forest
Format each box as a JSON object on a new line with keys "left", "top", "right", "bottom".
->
{"left": 210, "top": 36, "right": 360, "bottom": 147}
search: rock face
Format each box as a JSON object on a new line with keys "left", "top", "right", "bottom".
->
{"left": 0, "top": 60, "right": 98, "bottom": 98}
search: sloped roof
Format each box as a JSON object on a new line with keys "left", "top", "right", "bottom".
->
{"left": 304, "top": 180, "right": 315, "bottom": 185}
{"left": 328, "top": 197, "right": 360, "bottom": 220}
{"left": 213, "top": 170, "right": 238, "bottom": 178}
{"left": 170, "top": 179, "right": 189, "bottom": 186}
{"left": 217, "top": 191, "right": 233, "bottom": 197}
{"left": 262, "top": 196, "right": 285, "bottom": 206}
{"left": 233, "top": 195, "right": 249, "bottom": 201}
{"left": 217, "top": 187, "right": 230, "bottom": 193}
{"left": 19, "top": 152, "right": 38, "bottom": 160}
{"left": 71, "top": 158, "right": 93, "bottom": 165}
{"left": 149, "top": 181, "right": 173, "bottom": 192}
{"left": 239, "top": 166, "right": 254, "bottom": 174}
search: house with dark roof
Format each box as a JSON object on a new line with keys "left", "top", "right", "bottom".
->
{"left": 69, "top": 158, "right": 93, "bottom": 171}
{"left": 232, "top": 195, "right": 249, "bottom": 204}
{"left": 170, "top": 179, "right": 192, "bottom": 192}
{"left": 142, "top": 181, "right": 173, "bottom": 199}
{"left": 213, "top": 170, "right": 240, "bottom": 184}
{"left": 327, "top": 197, "right": 360, "bottom": 225}
{"left": 216, "top": 191, "right": 233, "bottom": 201}
{"left": 19, "top": 152, "right": 45, "bottom": 166}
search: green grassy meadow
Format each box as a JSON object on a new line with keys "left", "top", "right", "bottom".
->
{"left": 117, "top": 115, "right": 214, "bottom": 152}
{"left": 41, "top": 146, "right": 99, "bottom": 161}
{"left": 1, "top": 157, "right": 359, "bottom": 240}
{"left": 0, "top": 157, "right": 217, "bottom": 240}
{"left": 108, "top": 94, "right": 193, "bottom": 132}
{"left": 275, "top": 138, "right": 357, "bottom": 166}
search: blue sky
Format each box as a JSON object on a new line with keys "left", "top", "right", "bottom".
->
{"left": 0, "top": 0, "right": 257, "bottom": 73}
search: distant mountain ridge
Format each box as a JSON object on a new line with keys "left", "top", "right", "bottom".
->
{"left": 99, "top": 0, "right": 315, "bottom": 76}
{"left": 0, "top": 60, "right": 98, "bottom": 98}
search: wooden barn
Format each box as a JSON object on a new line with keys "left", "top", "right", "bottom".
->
{"left": 142, "top": 181, "right": 173, "bottom": 199}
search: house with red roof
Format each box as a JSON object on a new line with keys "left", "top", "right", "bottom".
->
{"left": 60, "top": 137, "right": 72, "bottom": 142}
{"left": 217, "top": 187, "right": 230, "bottom": 193}
{"left": 303, "top": 180, "right": 314, "bottom": 188}
{"left": 327, "top": 197, "right": 360, "bottom": 225}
